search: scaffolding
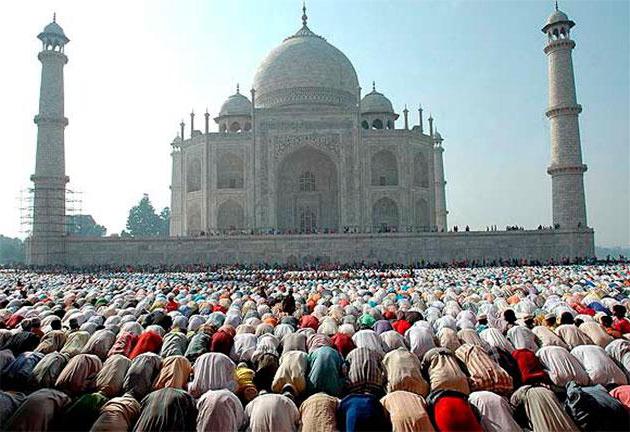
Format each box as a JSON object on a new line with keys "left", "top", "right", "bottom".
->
{"left": 19, "top": 187, "right": 83, "bottom": 237}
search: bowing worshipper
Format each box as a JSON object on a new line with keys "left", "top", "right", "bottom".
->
{"left": 95, "top": 354, "right": 131, "bottom": 397}
{"left": 30, "top": 351, "right": 69, "bottom": 389}
{"left": 331, "top": 332, "right": 356, "bottom": 358}
{"left": 107, "top": 331, "right": 139, "bottom": 358}
{"left": 506, "top": 324, "right": 539, "bottom": 352}
{"left": 153, "top": 354, "right": 192, "bottom": 390}
{"left": 245, "top": 392, "right": 301, "bottom": 432}
{"left": 211, "top": 325, "right": 236, "bottom": 355}
{"left": 421, "top": 347, "right": 470, "bottom": 395}
{"left": 612, "top": 305, "right": 630, "bottom": 335}
{"left": 392, "top": 311, "right": 411, "bottom": 335}
{"left": 306, "top": 345, "right": 345, "bottom": 397}
{"left": 128, "top": 330, "right": 163, "bottom": 359}
{"left": 536, "top": 345, "right": 590, "bottom": 387}
{"left": 380, "top": 390, "right": 435, "bottom": 432}
{"left": 601, "top": 315, "right": 624, "bottom": 338}
{"left": 1, "top": 351, "right": 44, "bottom": 391}
{"left": 426, "top": 390, "right": 483, "bottom": 432}
{"left": 235, "top": 362, "right": 258, "bottom": 403}
{"left": 4, "top": 388, "right": 71, "bottom": 432}
{"left": 475, "top": 313, "right": 489, "bottom": 333}
{"left": 337, "top": 393, "right": 392, "bottom": 432}
{"left": 579, "top": 319, "right": 614, "bottom": 348}
{"left": 60, "top": 330, "right": 91, "bottom": 357}
{"left": 531, "top": 325, "right": 569, "bottom": 349}
{"left": 232, "top": 332, "right": 257, "bottom": 362}
{"left": 468, "top": 391, "right": 522, "bottom": 432}
{"left": 185, "top": 331, "right": 212, "bottom": 361}
{"left": 196, "top": 389, "right": 246, "bottom": 432}
{"left": 160, "top": 331, "right": 188, "bottom": 357}
{"left": 299, "top": 392, "right": 339, "bottom": 432}
{"left": 0, "top": 391, "right": 25, "bottom": 428}
{"left": 382, "top": 347, "right": 429, "bottom": 396}
{"left": 271, "top": 350, "right": 308, "bottom": 395}
{"left": 82, "top": 329, "right": 117, "bottom": 360}
{"left": 480, "top": 327, "right": 515, "bottom": 353}
{"left": 0, "top": 324, "right": 41, "bottom": 356}
{"left": 55, "top": 353, "right": 102, "bottom": 396}
{"left": 555, "top": 313, "right": 594, "bottom": 349}
{"left": 436, "top": 327, "right": 461, "bottom": 352}
{"left": 0, "top": 348, "right": 14, "bottom": 372}
{"left": 406, "top": 323, "right": 436, "bottom": 359}
{"left": 610, "top": 385, "right": 630, "bottom": 409}
{"left": 58, "top": 392, "right": 109, "bottom": 432}
{"left": 282, "top": 332, "right": 307, "bottom": 353}
{"left": 455, "top": 343, "right": 513, "bottom": 395}
{"left": 605, "top": 338, "right": 630, "bottom": 379}
{"left": 132, "top": 387, "right": 197, "bottom": 432}
{"left": 570, "top": 344, "right": 628, "bottom": 386}
{"left": 189, "top": 352, "right": 237, "bottom": 398}
{"left": 563, "top": 382, "right": 629, "bottom": 432}
{"left": 352, "top": 328, "right": 386, "bottom": 355}
{"left": 457, "top": 327, "right": 491, "bottom": 350}
{"left": 510, "top": 348, "right": 549, "bottom": 385}
{"left": 123, "top": 352, "right": 162, "bottom": 400}
{"left": 345, "top": 347, "right": 386, "bottom": 396}
{"left": 510, "top": 385, "right": 579, "bottom": 432}
{"left": 253, "top": 351, "right": 280, "bottom": 392}
{"left": 35, "top": 328, "right": 66, "bottom": 354}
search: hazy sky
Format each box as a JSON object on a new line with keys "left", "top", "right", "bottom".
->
{"left": 0, "top": 0, "right": 628, "bottom": 246}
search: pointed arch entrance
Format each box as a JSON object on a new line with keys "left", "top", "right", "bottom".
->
{"left": 276, "top": 146, "right": 339, "bottom": 233}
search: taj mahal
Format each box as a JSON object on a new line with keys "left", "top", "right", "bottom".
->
{"left": 170, "top": 7, "right": 445, "bottom": 237}
{"left": 25, "top": 4, "right": 594, "bottom": 266}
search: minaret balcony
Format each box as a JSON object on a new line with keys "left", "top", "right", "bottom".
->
{"left": 545, "top": 105, "right": 582, "bottom": 118}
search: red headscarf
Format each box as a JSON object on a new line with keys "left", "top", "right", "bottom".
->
{"left": 129, "top": 331, "right": 163, "bottom": 359}
{"left": 299, "top": 315, "right": 319, "bottom": 331}
{"left": 331, "top": 333, "right": 356, "bottom": 358}
{"left": 211, "top": 327, "right": 236, "bottom": 355}
{"left": 392, "top": 319, "right": 411, "bottom": 335}
{"left": 430, "top": 392, "right": 483, "bottom": 432}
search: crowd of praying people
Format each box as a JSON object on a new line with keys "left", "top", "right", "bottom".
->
{"left": 0, "top": 263, "right": 630, "bottom": 431}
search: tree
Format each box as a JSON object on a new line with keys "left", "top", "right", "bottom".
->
{"left": 67, "top": 214, "right": 107, "bottom": 237}
{"left": 0, "top": 236, "right": 25, "bottom": 264}
{"left": 125, "top": 194, "right": 170, "bottom": 237}
{"left": 157, "top": 207, "right": 171, "bottom": 236}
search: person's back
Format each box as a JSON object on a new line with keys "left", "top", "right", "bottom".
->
{"left": 245, "top": 393, "right": 300, "bottom": 432}
{"left": 337, "top": 393, "right": 392, "bottom": 432}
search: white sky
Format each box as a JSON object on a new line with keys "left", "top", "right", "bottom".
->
{"left": 0, "top": 0, "right": 628, "bottom": 246}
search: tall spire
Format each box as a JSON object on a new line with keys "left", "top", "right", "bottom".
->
{"left": 302, "top": 1, "right": 308, "bottom": 27}
{"left": 555, "top": 0, "right": 559, "bottom": 11}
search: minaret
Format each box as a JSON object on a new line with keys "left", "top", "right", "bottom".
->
{"left": 542, "top": 4, "right": 587, "bottom": 229}
{"left": 28, "top": 15, "right": 70, "bottom": 265}
{"left": 433, "top": 130, "right": 448, "bottom": 231}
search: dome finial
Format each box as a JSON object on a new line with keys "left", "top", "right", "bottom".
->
{"left": 302, "top": 1, "right": 308, "bottom": 27}
{"left": 236, "top": 83, "right": 240, "bottom": 94}
{"left": 53, "top": 12, "right": 56, "bottom": 23}
{"left": 372, "top": 81, "right": 376, "bottom": 91}
{"left": 555, "top": 0, "right": 559, "bottom": 11}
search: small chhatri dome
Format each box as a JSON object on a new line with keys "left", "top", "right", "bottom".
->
{"left": 38, "top": 13, "right": 70, "bottom": 48}
{"left": 218, "top": 84, "right": 252, "bottom": 117}
{"left": 542, "top": 3, "right": 575, "bottom": 32}
{"left": 361, "top": 82, "right": 394, "bottom": 114}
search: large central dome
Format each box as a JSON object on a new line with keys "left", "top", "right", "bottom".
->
{"left": 253, "top": 16, "right": 359, "bottom": 109}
